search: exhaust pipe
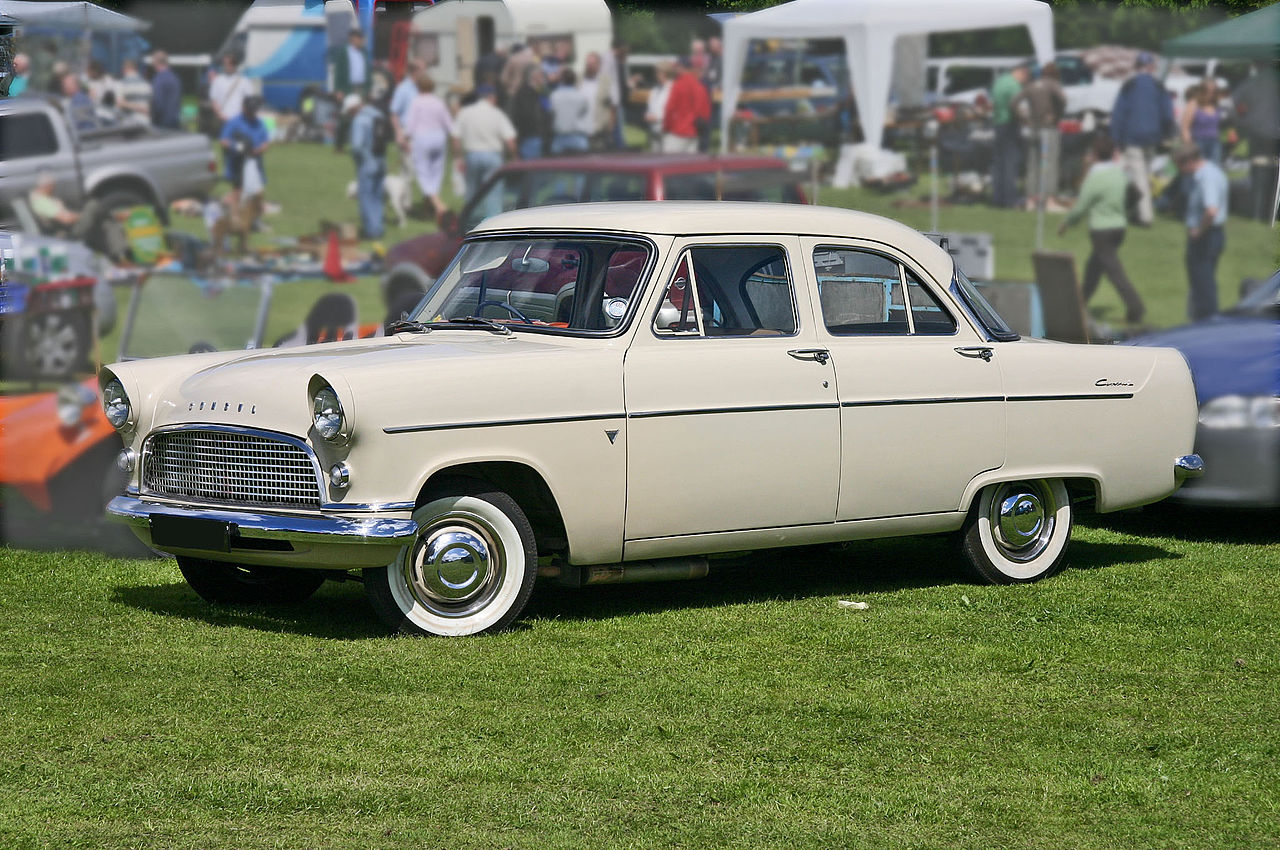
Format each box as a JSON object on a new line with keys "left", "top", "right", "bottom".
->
{"left": 539, "top": 557, "right": 709, "bottom": 588}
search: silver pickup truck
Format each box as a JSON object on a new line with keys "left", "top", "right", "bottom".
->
{"left": 0, "top": 96, "right": 217, "bottom": 226}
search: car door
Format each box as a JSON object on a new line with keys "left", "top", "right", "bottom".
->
{"left": 623, "top": 237, "right": 840, "bottom": 542}
{"left": 799, "top": 239, "right": 1005, "bottom": 521}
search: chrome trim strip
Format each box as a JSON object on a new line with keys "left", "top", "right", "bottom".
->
{"left": 1175, "top": 454, "right": 1205, "bottom": 481}
{"left": 321, "top": 501, "right": 417, "bottom": 512}
{"left": 140, "top": 423, "right": 325, "bottom": 507}
{"left": 1007, "top": 393, "right": 1134, "bottom": 402}
{"left": 628, "top": 402, "right": 841, "bottom": 420}
{"left": 385, "top": 413, "right": 624, "bottom": 434}
{"left": 108, "top": 495, "right": 418, "bottom": 546}
{"left": 841, "top": 396, "right": 1003, "bottom": 408}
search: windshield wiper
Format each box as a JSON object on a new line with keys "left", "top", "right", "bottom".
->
{"left": 433, "top": 316, "right": 512, "bottom": 336}
{"left": 386, "top": 318, "right": 432, "bottom": 334}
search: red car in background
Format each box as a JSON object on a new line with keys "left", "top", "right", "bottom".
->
{"left": 381, "top": 154, "right": 807, "bottom": 312}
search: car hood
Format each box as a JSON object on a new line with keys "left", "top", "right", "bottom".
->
{"left": 110, "top": 331, "right": 625, "bottom": 438}
{"left": 1127, "top": 316, "right": 1279, "bottom": 402}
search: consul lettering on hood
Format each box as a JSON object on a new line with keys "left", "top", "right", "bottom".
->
{"left": 103, "top": 203, "right": 1202, "bottom": 637}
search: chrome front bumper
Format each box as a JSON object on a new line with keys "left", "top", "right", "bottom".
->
{"left": 107, "top": 495, "right": 418, "bottom": 569}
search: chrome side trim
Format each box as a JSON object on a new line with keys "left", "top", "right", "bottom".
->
{"left": 385, "top": 413, "right": 624, "bottom": 434}
{"left": 1007, "top": 393, "right": 1134, "bottom": 402}
{"left": 842, "top": 396, "right": 1002, "bottom": 408}
{"left": 1175, "top": 454, "right": 1205, "bottom": 481}
{"left": 108, "top": 495, "right": 418, "bottom": 546}
{"left": 629, "top": 402, "right": 840, "bottom": 420}
{"left": 321, "top": 501, "right": 417, "bottom": 512}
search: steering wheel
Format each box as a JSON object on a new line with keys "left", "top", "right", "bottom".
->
{"left": 476, "top": 300, "right": 534, "bottom": 324}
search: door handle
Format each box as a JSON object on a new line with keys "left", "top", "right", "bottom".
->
{"left": 954, "top": 346, "right": 994, "bottom": 362}
{"left": 788, "top": 348, "right": 830, "bottom": 365}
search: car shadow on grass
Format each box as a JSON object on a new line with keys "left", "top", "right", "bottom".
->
{"left": 111, "top": 578, "right": 390, "bottom": 641}
{"left": 1082, "top": 504, "right": 1280, "bottom": 546}
{"left": 108, "top": 534, "right": 1181, "bottom": 637}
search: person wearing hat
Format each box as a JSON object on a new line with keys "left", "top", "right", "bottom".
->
{"left": 451, "top": 83, "right": 516, "bottom": 220}
{"left": 1174, "top": 141, "right": 1228, "bottom": 321}
{"left": 220, "top": 95, "right": 270, "bottom": 214}
{"left": 149, "top": 50, "right": 183, "bottom": 129}
{"left": 1109, "top": 51, "right": 1175, "bottom": 226}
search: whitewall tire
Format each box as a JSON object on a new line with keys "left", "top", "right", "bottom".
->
{"left": 961, "top": 478, "right": 1072, "bottom": 584}
{"left": 365, "top": 482, "right": 537, "bottom": 636}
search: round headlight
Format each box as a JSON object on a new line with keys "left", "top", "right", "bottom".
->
{"left": 102, "top": 379, "right": 131, "bottom": 430}
{"left": 313, "top": 385, "right": 344, "bottom": 441}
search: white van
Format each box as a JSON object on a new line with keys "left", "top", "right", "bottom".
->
{"left": 408, "top": 0, "right": 612, "bottom": 95}
{"left": 218, "top": 0, "right": 357, "bottom": 111}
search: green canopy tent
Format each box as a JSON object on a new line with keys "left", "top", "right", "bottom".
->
{"left": 1165, "top": 3, "right": 1280, "bottom": 226}
{"left": 1162, "top": 2, "right": 1279, "bottom": 60}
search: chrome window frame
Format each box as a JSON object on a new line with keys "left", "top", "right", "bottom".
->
{"left": 811, "top": 244, "right": 959, "bottom": 338}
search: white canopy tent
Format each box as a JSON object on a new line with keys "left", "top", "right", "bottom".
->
{"left": 720, "top": 0, "right": 1054, "bottom": 151}
{"left": 0, "top": 1, "right": 148, "bottom": 32}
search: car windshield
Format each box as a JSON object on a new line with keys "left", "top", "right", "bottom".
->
{"left": 951, "top": 266, "right": 1020, "bottom": 341}
{"left": 413, "top": 236, "right": 652, "bottom": 335}
{"left": 1231, "top": 270, "right": 1280, "bottom": 316}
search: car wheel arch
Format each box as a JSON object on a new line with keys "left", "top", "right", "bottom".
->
{"left": 416, "top": 461, "right": 568, "bottom": 558}
{"left": 960, "top": 469, "right": 1102, "bottom": 515}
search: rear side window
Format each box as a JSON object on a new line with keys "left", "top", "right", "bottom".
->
{"left": 0, "top": 113, "right": 59, "bottom": 160}
{"left": 813, "top": 247, "right": 955, "bottom": 336}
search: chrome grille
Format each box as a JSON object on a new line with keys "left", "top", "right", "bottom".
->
{"left": 142, "top": 429, "right": 322, "bottom": 508}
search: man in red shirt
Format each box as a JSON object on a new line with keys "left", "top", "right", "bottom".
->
{"left": 662, "top": 56, "right": 710, "bottom": 154}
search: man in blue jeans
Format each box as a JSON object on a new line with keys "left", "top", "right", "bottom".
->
{"left": 1175, "top": 142, "right": 1228, "bottom": 321}
{"left": 349, "top": 93, "right": 389, "bottom": 239}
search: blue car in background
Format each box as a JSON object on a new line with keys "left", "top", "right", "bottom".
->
{"left": 1128, "top": 270, "right": 1280, "bottom": 508}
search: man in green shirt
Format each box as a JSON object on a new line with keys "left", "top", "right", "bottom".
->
{"left": 1058, "top": 134, "right": 1145, "bottom": 324}
{"left": 990, "top": 65, "right": 1028, "bottom": 208}
{"left": 27, "top": 172, "right": 110, "bottom": 254}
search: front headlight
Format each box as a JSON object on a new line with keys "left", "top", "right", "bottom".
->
{"left": 102, "top": 379, "right": 131, "bottom": 430}
{"left": 1198, "top": 395, "right": 1280, "bottom": 429}
{"left": 313, "top": 385, "right": 344, "bottom": 441}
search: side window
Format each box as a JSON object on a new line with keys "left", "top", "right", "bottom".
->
{"left": 654, "top": 245, "right": 796, "bottom": 337}
{"left": 813, "top": 248, "right": 907, "bottom": 334}
{"left": 527, "top": 171, "right": 584, "bottom": 207}
{"left": 589, "top": 173, "right": 646, "bottom": 202}
{"left": 0, "top": 113, "right": 59, "bottom": 161}
{"left": 813, "top": 247, "right": 955, "bottom": 336}
{"left": 906, "top": 268, "right": 957, "bottom": 334}
{"left": 463, "top": 174, "right": 523, "bottom": 231}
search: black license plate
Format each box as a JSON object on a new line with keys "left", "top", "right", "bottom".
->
{"left": 150, "top": 515, "right": 233, "bottom": 553}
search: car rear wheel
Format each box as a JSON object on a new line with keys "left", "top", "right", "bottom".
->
{"left": 24, "top": 312, "right": 89, "bottom": 378}
{"left": 176, "top": 556, "right": 326, "bottom": 605}
{"left": 961, "top": 478, "right": 1072, "bottom": 583}
{"left": 364, "top": 481, "right": 537, "bottom": 637}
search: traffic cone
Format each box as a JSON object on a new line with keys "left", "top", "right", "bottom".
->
{"left": 323, "top": 229, "right": 352, "bottom": 283}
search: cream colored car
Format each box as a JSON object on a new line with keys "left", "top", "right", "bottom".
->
{"left": 104, "top": 203, "right": 1202, "bottom": 636}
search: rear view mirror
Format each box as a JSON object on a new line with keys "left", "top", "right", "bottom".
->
{"left": 511, "top": 256, "right": 550, "bottom": 274}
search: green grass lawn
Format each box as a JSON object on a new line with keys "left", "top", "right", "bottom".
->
{"left": 2, "top": 509, "right": 1278, "bottom": 848}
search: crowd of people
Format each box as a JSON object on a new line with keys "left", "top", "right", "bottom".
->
{"left": 991, "top": 53, "right": 1278, "bottom": 323}
{"left": 320, "top": 30, "right": 723, "bottom": 240}
{"left": 6, "top": 47, "right": 183, "bottom": 130}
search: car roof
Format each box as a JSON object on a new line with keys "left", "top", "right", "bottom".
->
{"left": 472, "top": 202, "right": 956, "bottom": 284}
{"left": 494, "top": 154, "right": 794, "bottom": 176}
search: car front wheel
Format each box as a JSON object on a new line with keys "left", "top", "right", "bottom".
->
{"left": 176, "top": 557, "right": 325, "bottom": 605}
{"left": 961, "top": 478, "right": 1072, "bottom": 584}
{"left": 365, "top": 482, "right": 537, "bottom": 637}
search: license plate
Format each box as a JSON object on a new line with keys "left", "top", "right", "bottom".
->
{"left": 149, "top": 515, "right": 233, "bottom": 553}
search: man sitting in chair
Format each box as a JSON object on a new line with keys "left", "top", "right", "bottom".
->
{"left": 27, "top": 172, "right": 112, "bottom": 254}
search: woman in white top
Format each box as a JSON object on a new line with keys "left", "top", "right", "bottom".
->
{"left": 402, "top": 73, "right": 454, "bottom": 219}
{"left": 644, "top": 64, "right": 676, "bottom": 152}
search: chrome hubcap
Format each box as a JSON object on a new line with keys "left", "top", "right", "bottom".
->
{"left": 990, "top": 482, "right": 1055, "bottom": 561}
{"left": 404, "top": 514, "right": 505, "bottom": 617}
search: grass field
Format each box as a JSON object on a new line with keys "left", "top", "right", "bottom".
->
{"left": 2, "top": 509, "right": 1278, "bottom": 849}
{"left": 4, "top": 140, "right": 1278, "bottom": 846}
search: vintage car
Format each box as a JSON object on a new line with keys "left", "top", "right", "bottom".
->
{"left": 104, "top": 203, "right": 1202, "bottom": 637}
